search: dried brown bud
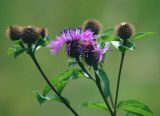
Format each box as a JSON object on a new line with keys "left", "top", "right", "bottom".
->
{"left": 38, "top": 28, "right": 48, "bottom": 38}
{"left": 115, "top": 22, "right": 135, "bottom": 40}
{"left": 83, "top": 19, "right": 102, "bottom": 35}
{"left": 21, "top": 26, "right": 41, "bottom": 44}
{"left": 7, "top": 26, "right": 23, "bottom": 41}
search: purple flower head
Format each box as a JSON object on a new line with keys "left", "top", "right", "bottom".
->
{"left": 47, "top": 28, "right": 95, "bottom": 59}
{"left": 82, "top": 42, "right": 110, "bottom": 69}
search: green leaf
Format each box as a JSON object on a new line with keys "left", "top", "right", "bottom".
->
{"left": 111, "top": 41, "right": 122, "bottom": 49}
{"left": 8, "top": 45, "right": 25, "bottom": 58}
{"left": 119, "top": 42, "right": 135, "bottom": 52}
{"left": 33, "top": 36, "right": 50, "bottom": 52}
{"left": 101, "top": 28, "right": 114, "bottom": 38}
{"left": 100, "top": 41, "right": 106, "bottom": 48}
{"left": 131, "top": 32, "right": 156, "bottom": 41}
{"left": 111, "top": 41, "right": 135, "bottom": 52}
{"left": 80, "top": 101, "right": 108, "bottom": 111}
{"left": 117, "top": 99, "right": 154, "bottom": 116}
{"left": 37, "top": 36, "right": 50, "bottom": 47}
{"left": 102, "top": 35, "right": 118, "bottom": 42}
{"left": 42, "top": 68, "right": 82, "bottom": 96}
{"left": 96, "top": 69, "right": 110, "bottom": 99}
{"left": 37, "top": 39, "right": 46, "bottom": 47}
{"left": 101, "top": 28, "right": 118, "bottom": 42}
{"left": 68, "top": 59, "right": 77, "bottom": 68}
{"left": 34, "top": 91, "right": 65, "bottom": 105}
{"left": 79, "top": 69, "right": 89, "bottom": 78}
{"left": 124, "top": 112, "right": 137, "bottom": 116}
{"left": 56, "top": 81, "right": 68, "bottom": 93}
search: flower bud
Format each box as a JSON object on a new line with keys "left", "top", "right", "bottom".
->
{"left": 7, "top": 26, "right": 22, "bottom": 41}
{"left": 21, "top": 26, "right": 40, "bottom": 44}
{"left": 115, "top": 22, "right": 135, "bottom": 40}
{"left": 83, "top": 19, "right": 102, "bottom": 35}
{"left": 38, "top": 27, "right": 48, "bottom": 38}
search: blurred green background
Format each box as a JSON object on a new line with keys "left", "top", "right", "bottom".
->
{"left": 0, "top": 0, "right": 160, "bottom": 115}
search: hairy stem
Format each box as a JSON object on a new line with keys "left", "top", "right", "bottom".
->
{"left": 114, "top": 51, "right": 125, "bottom": 116}
{"left": 29, "top": 53, "right": 79, "bottom": 116}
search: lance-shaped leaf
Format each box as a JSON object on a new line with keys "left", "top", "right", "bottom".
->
{"left": 80, "top": 101, "right": 108, "bottom": 111}
{"left": 8, "top": 45, "right": 25, "bottom": 58}
{"left": 34, "top": 91, "right": 69, "bottom": 105}
{"left": 42, "top": 68, "right": 82, "bottom": 96}
{"left": 131, "top": 32, "right": 156, "bottom": 41}
{"left": 95, "top": 69, "right": 110, "bottom": 99}
{"left": 117, "top": 99, "right": 154, "bottom": 116}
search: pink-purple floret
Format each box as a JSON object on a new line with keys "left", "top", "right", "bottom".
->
{"left": 47, "top": 28, "right": 110, "bottom": 63}
{"left": 94, "top": 43, "right": 110, "bottom": 62}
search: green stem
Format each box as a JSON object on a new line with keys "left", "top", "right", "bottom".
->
{"left": 114, "top": 51, "right": 126, "bottom": 116}
{"left": 94, "top": 71, "right": 114, "bottom": 116}
{"left": 29, "top": 53, "right": 79, "bottom": 116}
{"left": 77, "top": 60, "right": 113, "bottom": 115}
{"left": 109, "top": 88, "right": 114, "bottom": 108}
{"left": 77, "top": 60, "right": 96, "bottom": 82}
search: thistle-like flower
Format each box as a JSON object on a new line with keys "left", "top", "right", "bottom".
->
{"left": 47, "top": 28, "right": 95, "bottom": 59}
{"left": 115, "top": 22, "right": 135, "bottom": 41}
{"left": 83, "top": 19, "right": 102, "bottom": 35}
{"left": 48, "top": 27, "right": 110, "bottom": 68}
{"left": 81, "top": 42, "right": 110, "bottom": 69}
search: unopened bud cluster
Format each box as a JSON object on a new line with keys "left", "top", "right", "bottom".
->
{"left": 7, "top": 26, "right": 48, "bottom": 44}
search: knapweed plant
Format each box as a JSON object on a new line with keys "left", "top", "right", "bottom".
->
{"left": 7, "top": 20, "right": 156, "bottom": 116}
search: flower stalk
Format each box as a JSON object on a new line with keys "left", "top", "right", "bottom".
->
{"left": 27, "top": 47, "right": 79, "bottom": 116}
{"left": 109, "top": 89, "right": 114, "bottom": 108}
{"left": 114, "top": 51, "right": 125, "bottom": 116}
{"left": 77, "top": 59, "right": 95, "bottom": 82}
{"left": 114, "top": 22, "right": 134, "bottom": 116}
{"left": 77, "top": 59, "right": 113, "bottom": 115}
{"left": 94, "top": 71, "right": 114, "bottom": 116}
